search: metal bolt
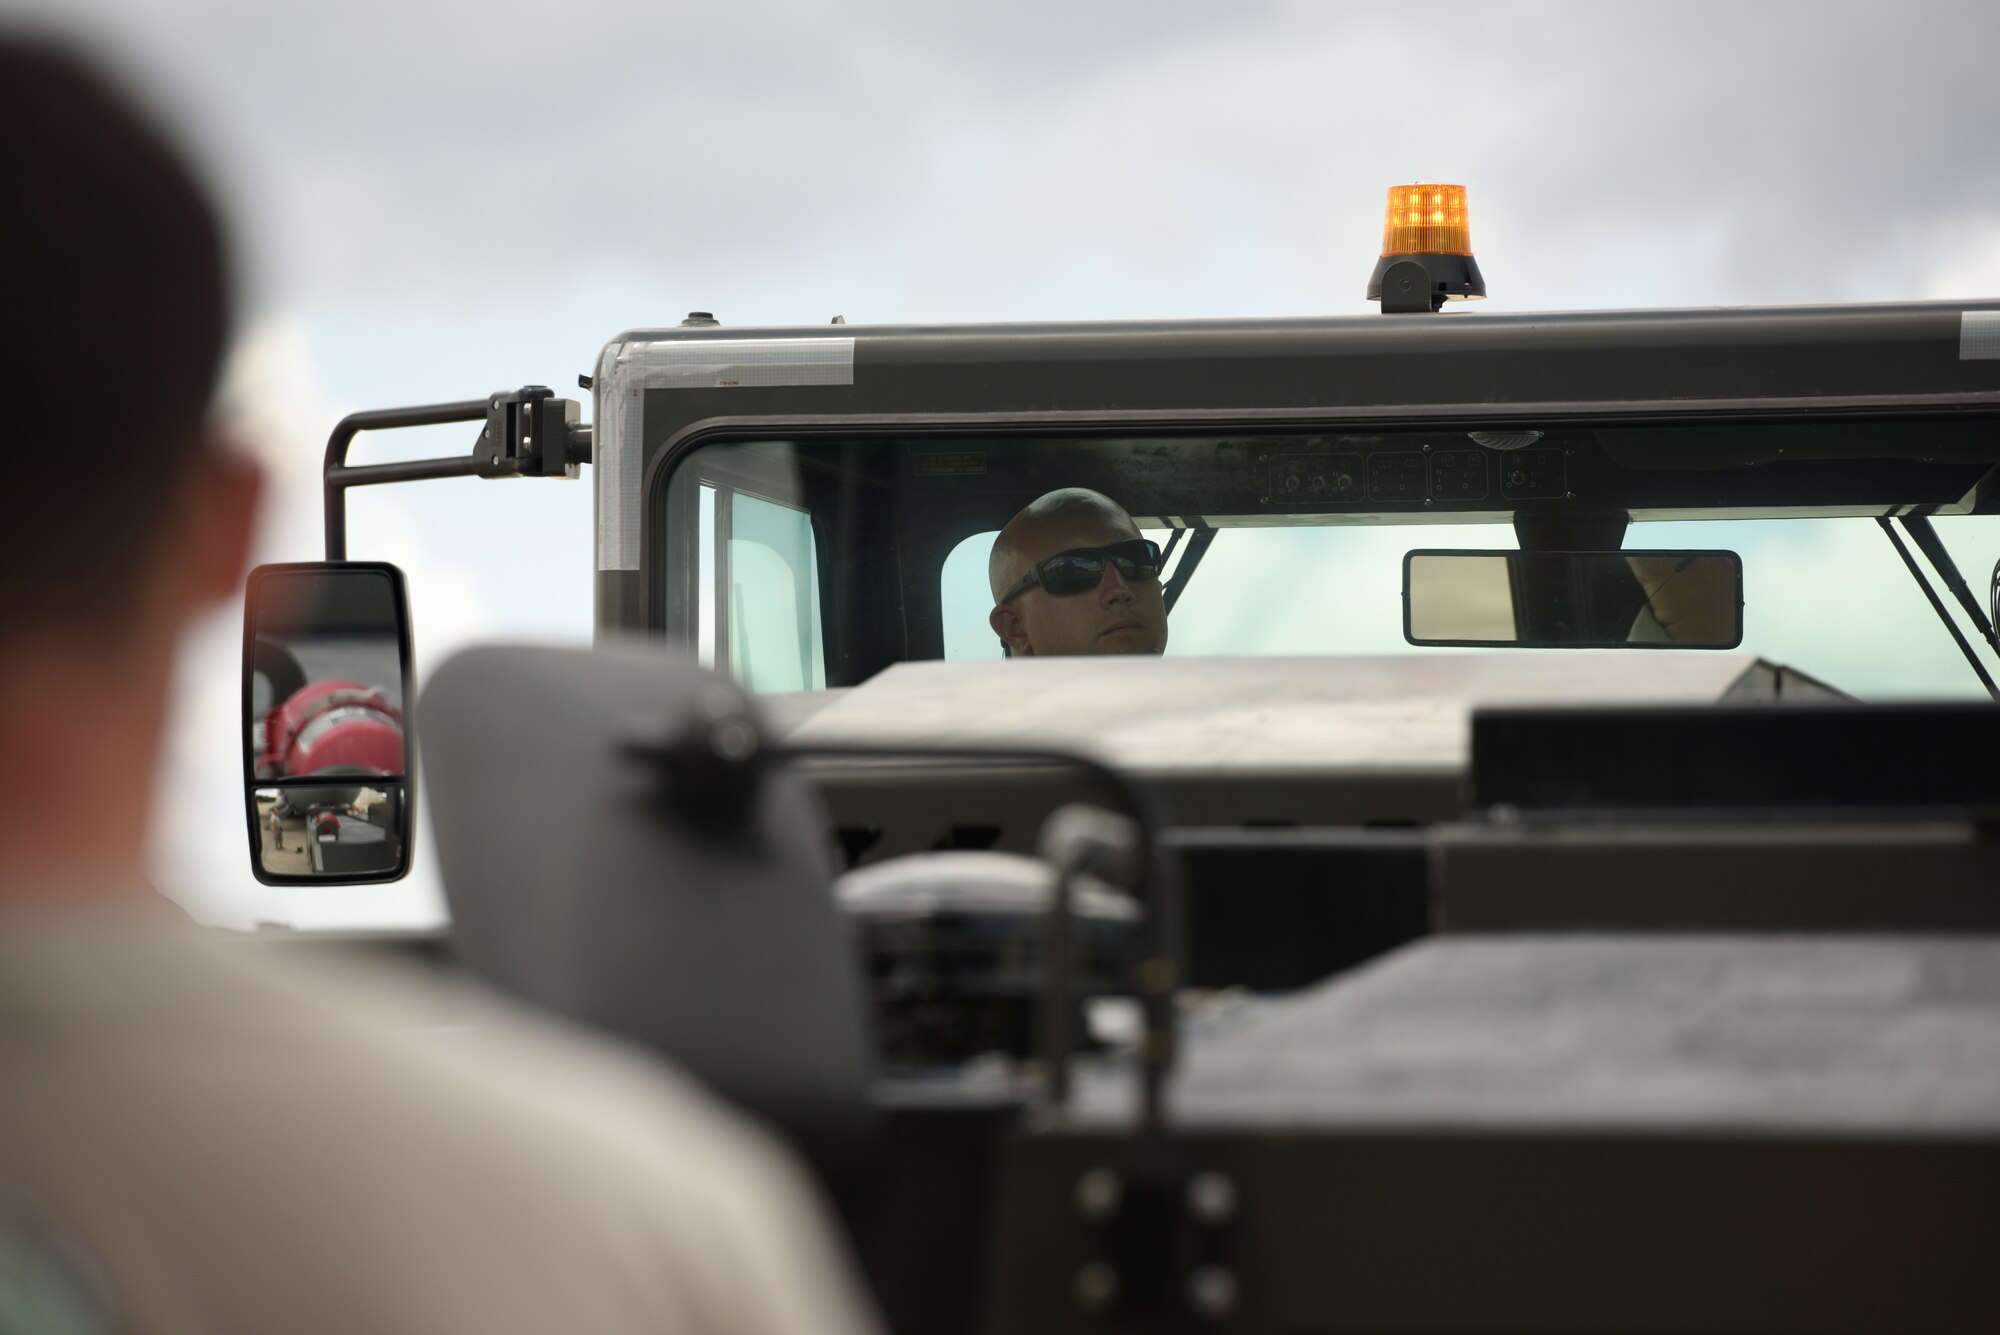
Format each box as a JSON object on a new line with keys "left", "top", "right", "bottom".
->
{"left": 1074, "top": 1262, "right": 1118, "bottom": 1313}
{"left": 1075, "top": 1167, "right": 1122, "bottom": 1221}
{"left": 711, "top": 718, "right": 759, "bottom": 762}
{"left": 1187, "top": 1265, "right": 1239, "bottom": 1319}
{"left": 491, "top": 400, "right": 499, "bottom": 410}
{"left": 1187, "top": 1172, "right": 1236, "bottom": 1224}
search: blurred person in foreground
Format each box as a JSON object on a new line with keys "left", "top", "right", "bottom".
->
{"left": 0, "top": 34, "right": 877, "bottom": 1335}
{"left": 987, "top": 488, "right": 1170, "bottom": 656}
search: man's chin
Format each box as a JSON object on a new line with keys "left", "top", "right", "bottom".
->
{"left": 1093, "top": 625, "right": 1164, "bottom": 655}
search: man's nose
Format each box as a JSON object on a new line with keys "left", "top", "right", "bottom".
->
{"left": 1098, "top": 564, "right": 1135, "bottom": 604}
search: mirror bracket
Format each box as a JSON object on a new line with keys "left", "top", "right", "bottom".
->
{"left": 322, "top": 387, "right": 590, "bottom": 560}
{"left": 1514, "top": 509, "right": 1629, "bottom": 552}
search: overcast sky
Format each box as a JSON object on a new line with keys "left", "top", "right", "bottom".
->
{"left": 10, "top": 0, "right": 1998, "bottom": 925}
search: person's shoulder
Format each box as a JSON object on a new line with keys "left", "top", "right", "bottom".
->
{"left": 251, "top": 938, "right": 877, "bottom": 1332}
{"left": 2, "top": 919, "right": 879, "bottom": 1334}
{"left": 1, "top": 914, "right": 789, "bottom": 1215}
{"left": 215, "top": 929, "right": 792, "bottom": 1177}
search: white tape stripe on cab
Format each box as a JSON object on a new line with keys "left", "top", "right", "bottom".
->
{"left": 596, "top": 337, "right": 857, "bottom": 571}
{"left": 1963, "top": 311, "right": 2000, "bottom": 360}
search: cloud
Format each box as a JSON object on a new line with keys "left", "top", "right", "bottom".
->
{"left": 28, "top": 0, "right": 2000, "bottom": 331}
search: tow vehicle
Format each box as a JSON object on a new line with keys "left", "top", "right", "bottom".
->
{"left": 242, "top": 188, "right": 2000, "bottom": 1332}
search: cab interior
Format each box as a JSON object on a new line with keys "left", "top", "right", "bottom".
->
{"left": 658, "top": 416, "right": 2000, "bottom": 688}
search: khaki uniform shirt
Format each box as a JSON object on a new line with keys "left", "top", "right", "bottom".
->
{"left": 0, "top": 915, "right": 879, "bottom": 1335}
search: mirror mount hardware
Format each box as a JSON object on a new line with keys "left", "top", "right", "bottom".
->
{"left": 1877, "top": 517, "right": 2000, "bottom": 701}
{"left": 322, "top": 388, "right": 593, "bottom": 561}
{"left": 1514, "top": 509, "right": 1629, "bottom": 552}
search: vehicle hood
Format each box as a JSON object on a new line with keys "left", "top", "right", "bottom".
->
{"left": 765, "top": 653, "right": 1840, "bottom": 779}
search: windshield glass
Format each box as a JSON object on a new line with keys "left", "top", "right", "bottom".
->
{"left": 939, "top": 518, "right": 1998, "bottom": 697}
{"left": 662, "top": 429, "right": 2000, "bottom": 701}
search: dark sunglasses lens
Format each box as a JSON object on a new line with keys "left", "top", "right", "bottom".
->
{"left": 1111, "top": 539, "right": 1163, "bottom": 581}
{"left": 1035, "top": 540, "right": 1163, "bottom": 595}
{"left": 1038, "top": 552, "right": 1106, "bottom": 595}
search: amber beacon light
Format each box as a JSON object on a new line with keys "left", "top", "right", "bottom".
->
{"left": 1367, "top": 183, "right": 1486, "bottom": 313}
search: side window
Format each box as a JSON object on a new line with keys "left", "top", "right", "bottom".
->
{"left": 698, "top": 485, "right": 827, "bottom": 692}
{"left": 942, "top": 530, "right": 1005, "bottom": 660}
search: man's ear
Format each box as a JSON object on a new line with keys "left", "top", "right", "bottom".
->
{"left": 989, "top": 604, "right": 1034, "bottom": 656}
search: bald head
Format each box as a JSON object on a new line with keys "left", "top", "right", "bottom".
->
{"left": 986, "top": 488, "right": 1167, "bottom": 657}
{"left": 988, "top": 488, "right": 1143, "bottom": 602}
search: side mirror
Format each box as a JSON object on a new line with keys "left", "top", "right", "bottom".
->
{"left": 1404, "top": 549, "right": 1744, "bottom": 649}
{"left": 243, "top": 562, "right": 414, "bottom": 884}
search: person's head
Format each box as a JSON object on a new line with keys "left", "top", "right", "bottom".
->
{"left": 987, "top": 488, "right": 1168, "bottom": 657}
{"left": 0, "top": 34, "right": 261, "bottom": 884}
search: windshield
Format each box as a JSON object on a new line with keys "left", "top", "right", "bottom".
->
{"left": 940, "top": 518, "right": 1999, "bottom": 697}
{"left": 661, "top": 428, "right": 2000, "bottom": 700}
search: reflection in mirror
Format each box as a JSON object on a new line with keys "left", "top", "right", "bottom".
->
{"left": 243, "top": 562, "right": 413, "bottom": 884}
{"left": 1405, "top": 550, "right": 1743, "bottom": 648}
{"left": 247, "top": 566, "right": 407, "bottom": 780}
{"left": 256, "top": 785, "right": 406, "bottom": 878}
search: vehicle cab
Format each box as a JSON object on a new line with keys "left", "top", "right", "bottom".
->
{"left": 271, "top": 223, "right": 2000, "bottom": 1332}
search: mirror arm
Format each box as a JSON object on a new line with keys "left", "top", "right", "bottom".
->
{"left": 1900, "top": 513, "right": 2000, "bottom": 654}
{"left": 323, "top": 389, "right": 589, "bottom": 560}
{"left": 1877, "top": 517, "right": 2000, "bottom": 700}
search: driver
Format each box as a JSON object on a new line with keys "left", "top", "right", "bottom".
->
{"left": 987, "top": 488, "right": 1169, "bottom": 656}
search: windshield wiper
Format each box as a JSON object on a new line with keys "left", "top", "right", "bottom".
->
{"left": 1162, "top": 523, "right": 1217, "bottom": 614}
{"left": 1878, "top": 516, "right": 2000, "bottom": 700}
{"left": 1901, "top": 514, "right": 2000, "bottom": 653}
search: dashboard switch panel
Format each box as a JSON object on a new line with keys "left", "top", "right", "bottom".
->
{"left": 1499, "top": 449, "right": 1567, "bottom": 500}
{"left": 1369, "top": 452, "right": 1428, "bottom": 502}
{"left": 1270, "top": 453, "right": 1365, "bottom": 506}
{"left": 1430, "top": 450, "right": 1489, "bottom": 501}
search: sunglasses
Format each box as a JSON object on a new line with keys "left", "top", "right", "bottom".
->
{"left": 999, "top": 538, "right": 1164, "bottom": 602}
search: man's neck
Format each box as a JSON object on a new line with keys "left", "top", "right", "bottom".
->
{"left": 0, "top": 640, "right": 168, "bottom": 905}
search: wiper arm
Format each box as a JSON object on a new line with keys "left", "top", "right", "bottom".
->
{"left": 1878, "top": 517, "right": 2000, "bottom": 699}
{"left": 1162, "top": 523, "right": 1217, "bottom": 614}
{"left": 1900, "top": 514, "right": 1999, "bottom": 652}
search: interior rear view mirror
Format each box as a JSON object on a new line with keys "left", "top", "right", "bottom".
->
{"left": 242, "top": 562, "right": 414, "bottom": 884}
{"left": 1404, "top": 549, "right": 1743, "bottom": 649}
